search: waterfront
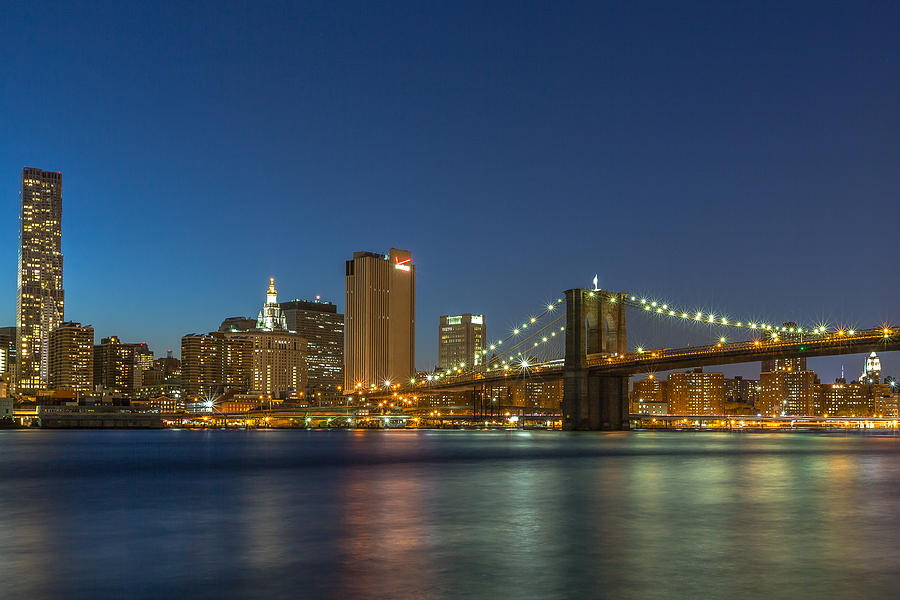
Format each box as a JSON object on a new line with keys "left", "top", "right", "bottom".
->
{"left": 2, "top": 431, "right": 900, "bottom": 599}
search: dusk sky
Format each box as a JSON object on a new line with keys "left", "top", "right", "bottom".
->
{"left": 2, "top": 1, "right": 898, "bottom": 378}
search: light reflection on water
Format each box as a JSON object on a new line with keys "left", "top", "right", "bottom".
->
{"left": 2, "top": 430, "right": 900, "bottom": 599}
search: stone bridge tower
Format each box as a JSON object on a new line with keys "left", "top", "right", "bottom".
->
{"left": 563, "top": 288, "right": 629, "bottom": 430}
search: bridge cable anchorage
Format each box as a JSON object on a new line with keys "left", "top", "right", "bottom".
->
{"left": 419, "top": 298, "right": 567, "bottom": 387}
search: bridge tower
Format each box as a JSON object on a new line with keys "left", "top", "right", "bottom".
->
{"left": 563, "top": 288, "right": 629, "bottom": 430}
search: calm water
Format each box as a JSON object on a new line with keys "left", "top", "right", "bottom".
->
{"left": 2, "top": 430, "right": 900, "bottom": 599}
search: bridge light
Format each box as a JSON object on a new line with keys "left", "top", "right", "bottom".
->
{"left": 547, "top": 304, "right": 554, "bottom": 311}
{"left": 645, "top": 306, "right": 651, "bottom": 311}
{"left": 530, "top": 317, "right": 536, "bottom": 323}
{"left": 837, "top": 330, "right": 844, "bottom": 336}
{"left": 560, "top": 326, "right": 565, "bottom": 331}
{"left": 551, "top": 332, "right": 556, "bottom": 336}
{"left": 682, "top": 313, "right": 688, "bottom": 318}
{"left": 849, "top": 330, "right": 855, "bottom": 335}
{"left": 662, "top": 304, "right": 668, "bottom": 309}
{"left": 637, "top": 347, "right": 644, "bottom": 353}
{"left": 669, "top": 310, "right": 675, "bottom": 316}
{"left": 695, "top": 312, "right": 702, "bottom": 320}
{"left": 708, "top": 314, "right": 715, "bottom": 322}
{"left": 651, "top": 301, "right": 657, "bottom": 307}
{"left": 720, "top": 337, "right": 726, "bottom": 343}
{"left": 750, "top": 323, "right": 756, "bottom": 328}
{"left": 490, "top": 345, "right": 495, "bottom": 350}
{"left": 631, "top": 296, "right": 636, "bottom": 301}
{"left": 609, "top": 297, "right": 616, "bottom": 303}
{"left": 656, "top": 308, "right": 662, "bottom": 313}
{"left": 542, "top": 337, "right": 548, "bottom": 342}
{"left": 497, "top": 340, "right": 502, "bottom": 345}
{"left": 640, "top": 298, "right": 647, "bottom": 304}
{"left": 736, "top": 322, "right": 742, "bottom": 327}
{"left": 513, "top": 329, "right": 519, "bottom": 335}
{"left": 721, "top": 318, "right": 728, "bottom": 324}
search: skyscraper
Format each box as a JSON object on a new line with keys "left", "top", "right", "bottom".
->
{"left": 17, "top": 167, "right": 64, "bottom": 393}
{"left": 344, "top": 249, "right": 415, "bottom": 391}
{"left": 279, "top": 297, "right": 344, "bottom": 400}
{"left": 438, "top": 314, "right": 486, "bottom": 371}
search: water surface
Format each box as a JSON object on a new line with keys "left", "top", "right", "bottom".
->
{"left": 2, "top": 429, "right": 899, "bottom": 599}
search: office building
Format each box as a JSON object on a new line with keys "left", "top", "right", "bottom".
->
{"left": 438, "top": 314, "right": 486, "bottom": 371}
{"left": 344, "top": 249, "right": 415, "bottom": 391}
{"left": 17, "top": 167, "right": 64, "bottom": 393}
{"left": 226, "top": 330, "right": 306, "bottom": 399}
{"left": 667, "top": 369, "right": 725, "bottom": 416}
{"left": 48, "top": 322, "right": 94, "bottom": 395}
{"left": 279, "top": 297, "right": 344, "bottom": 400}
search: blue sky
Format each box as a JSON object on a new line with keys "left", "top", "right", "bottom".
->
{"left": 1, "top": 1, "right": 898, "bottom": 378}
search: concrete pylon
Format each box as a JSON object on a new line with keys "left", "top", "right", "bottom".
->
{"left": 563, "top": 288, "right": 630, "bottom": 430}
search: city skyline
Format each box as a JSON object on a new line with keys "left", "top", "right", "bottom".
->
{"left": 2, "top": 2, "right": 898, "bottom": 378}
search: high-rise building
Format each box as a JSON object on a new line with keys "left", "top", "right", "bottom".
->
{"left": 667, "top": 369, "right": 725, "bottom": 416}
{"left": 344, "top": 249, "right": 415, "bottom": 391}
{"left": 279, "top": 298, "right": 344, "bottom": 400}
{"left": 226, "top": 330, "right": 306, "bottom": 399}
{"left": 94, "top": 336, "right": 137, "bottom": 398}
{"left": 133, "top": 342, "right": 154, "bottom": 394}
{"left": 181, "top": 332, "right": 252, "bottom": 400}
{"left": 758, "top": 369, "right": 820, "bottom": 415}
{"left": 820, "top": 378, "right": 871, "bottom": 416}
{"left": 48, "top": 322, "right": 94, "bottom": 395}
{"left": 438, "top": 314, "right": 486, "bottom": 372}
{"left": 17, "top": 167, "right": 64, "bottom": 393}
{"left": 0, "top": 327, "right": 15, "bottom": 376}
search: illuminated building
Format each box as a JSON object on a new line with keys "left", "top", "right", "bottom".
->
{"left": 225, "top": 330, "right": 306, "bottom": 399}
{"left": 48, "top": 322, "right": 94, "bottom": 395}
{"left": 759, "top": 369, "right": 820, "bottom": 415}
{"left": 859, "top": 352, "right": 882, "bottom": 384}
{"left": 631, "top": 375, "right": 668, "bottom": 414}
{"left": 17, "top": 167, "right": 64, "bottom": 393}
{"left": 820, "top": 379, "right": 872, "bottom": 416}
{"left": 761, "top": 357, "right": 807, "bottom": 374}
{"left": 94, "top": 337, "right": 138, "bottom": 398}
{"left": 667, "top": 369, "right": 725, "bottom": 416}
{"left": 344, "top": 249, "right": 415, "bottom": 391}
{"left": 181, "top": 333, "right": 252, "bottom": 399}
{"left": 0, "top": 326, "right": 15, "bottom": 376}
{"left": 438, "top": 314, "right": 486, "bottom": 372}
{"left": 279, "top": 297, "right": 344, "bottom": 401}
{"left": 257, "top": 278, "right": 288, "bottom": 331}
{"left": 724, "top": 376, "right": 759, "bottom": 406}
{"left": 133, "top": 343, "right": 154, "bottom": 394}
{"left": 130, "top": 397, "right": 184, "bottom": 412}
{"left": 219, "top": 317, "right": 257, "bottom": 333}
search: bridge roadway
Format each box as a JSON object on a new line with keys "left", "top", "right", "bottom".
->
{"left": 384, "top": 326, "right": 900, "bottom": 396}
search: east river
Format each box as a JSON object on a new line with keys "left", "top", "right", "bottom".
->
{"left": 2, "top": 430, "right": 900, "bottom": 599}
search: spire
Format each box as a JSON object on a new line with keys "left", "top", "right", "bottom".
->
{"left": 268, "top": 277, "right": 277, "bottom": 297}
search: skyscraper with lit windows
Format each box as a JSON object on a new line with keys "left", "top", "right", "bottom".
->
{"left": 17, "top": 167, "right": 64, "bottom": 393}
{"left": 344, "top": 249, "right": 415, "bottom": 391}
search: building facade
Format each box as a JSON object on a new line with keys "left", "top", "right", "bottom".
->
{"left": 94, "top": 336, "right": 136, "bottom": 398}
{"left": 667, "top": 369, "right": 725, "bottom": 416}
{"left": 48, "top": 322, "right": 94, "bottom": 395}
{"left": 279, "top": 298, "right": 344, "bottom": 400}
{"left": 631, "top": 376, "right": 668, "bottom": 414}
{"left": 759, "top": 369, "right": 820, "bottom": 416}
{"left": 17, "top": 167, "right": 65, "bottom": 393}
{"left": 344, "top": 249, "right": 415, "bottom": 391}
{"left": 181, "top": 332, "right": 252, "bottom": 400}
{"left": 438, "top": 314, "right": 486, "bottom": 372}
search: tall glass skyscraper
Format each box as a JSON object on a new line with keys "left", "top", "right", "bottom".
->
{"left": 17, "top": 167, "right": 64, "bottom": 393}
